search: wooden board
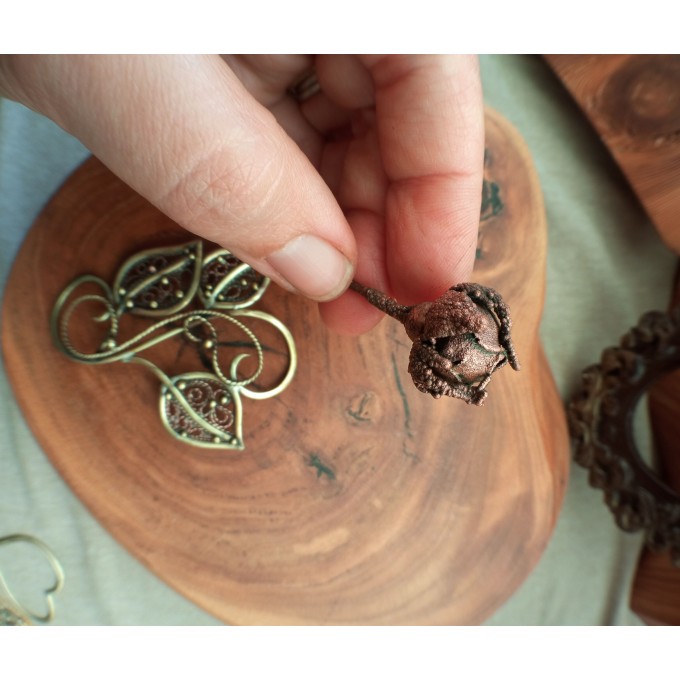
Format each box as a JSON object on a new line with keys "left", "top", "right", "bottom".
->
{"left": 632, "top": 269, "right": 680, "bottom": 625}
{"left": 631, "top": 548, "right": 680, "bottom": 626}
{"left": 2, "top": 108, "right": 569, "bottom": 625}
{"left": 545, "top": 55, "right": 680, "bottom": 253}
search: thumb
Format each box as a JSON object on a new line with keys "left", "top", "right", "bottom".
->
{"left": 0, "top": 55, "right": 356, "bottom": 301}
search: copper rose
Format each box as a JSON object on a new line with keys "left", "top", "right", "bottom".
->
{"left": 350, "top": 281, "right": 520, "bottom": 405}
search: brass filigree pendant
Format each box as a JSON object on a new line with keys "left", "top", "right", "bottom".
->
{"left": 52, "top": 241, "right": 297, "bottom": 450}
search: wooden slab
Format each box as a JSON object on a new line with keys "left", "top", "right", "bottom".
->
{"left": 2, "top": 108, "right": 569, "bottom": 624}
{"left": 545, "top": 55, "right": 680, "bottom": 253}
{"left": 631, "top": 268, "right": 680, "bottom": 625}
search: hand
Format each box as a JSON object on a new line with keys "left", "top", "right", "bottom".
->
{"left": 0, "top": 55, "right": 484, "bottom": 335}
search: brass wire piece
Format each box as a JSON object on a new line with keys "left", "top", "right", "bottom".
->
{"left": 51, "top": 241, "right": 297, "bottom": 451}
{"left": 0, "top": 534, "right": 64, "bottom": 625}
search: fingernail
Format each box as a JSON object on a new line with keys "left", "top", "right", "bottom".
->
{"left": 266, "top": 235, "right": 353, "bottom": 301}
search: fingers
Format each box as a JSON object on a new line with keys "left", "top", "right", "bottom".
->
{"left": 0, "top": 54, "right": 484, "bottom": 340}
{"left": 221, "top": 54, "right": 313, "bottom": 107}
{"left": 318, "top": 114, "right": 391, "bottom": 335}
{"left": 314, "top": 55, "right": 374, "bottom": 110}
{"left": 0, "top": 55, "right": 356, "bottom": 302}
{"left": 222, "top": 55, "right": 324, "bottom": 164}
{"left": 361, "top": 55, "right": 484, "bottom": 304}
{"left": 317, "top": 55, "right": 484, "bottom": 335}
{"left": 318, "top": 208, "right": 387, "bottom": 334}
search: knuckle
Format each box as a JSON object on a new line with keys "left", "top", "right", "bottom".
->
{"left": 162, "top": 146, "right": 285, "bottom": 241}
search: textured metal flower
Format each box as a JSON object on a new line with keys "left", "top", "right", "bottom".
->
{"left": 350, "top": 281, "right": 520, "bottom": 405}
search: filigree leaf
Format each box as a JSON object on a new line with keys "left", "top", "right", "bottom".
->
{"left": 160, "top": 373, "right": 244, "bottom": 450}
{"left": 199, "top": 249, "right": 269, "bottom": 310}
{"left": 113, "top": 241, "right": 202, "bottom": 317}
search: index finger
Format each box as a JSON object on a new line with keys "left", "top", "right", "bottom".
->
{"left": 361, "top": 54, "right": 484, "bottom": 304}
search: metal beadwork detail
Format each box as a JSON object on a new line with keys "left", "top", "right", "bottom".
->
{"left": 161, "top": 373, "right": 243, "bottom": 449}
{"left": 52, "top": 241, "right": 297, "bottom": 451}
{"left": 113, "top": 241, "right": 202, "bottom": 317}
{"left": 199, "top": 249, "right": 269, "bottom": 310}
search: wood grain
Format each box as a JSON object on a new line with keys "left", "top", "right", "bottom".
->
{"left": 545, "top": 55, "right": 680, "bottom": 253}
{"left": 631, "top": 549, "right": 680, "bottom": 626}
{"left": 632, "top": 269, "right": 680, "bottom": 625}
{"left": 2, "top": 108, "right": 569, "bottom": 624}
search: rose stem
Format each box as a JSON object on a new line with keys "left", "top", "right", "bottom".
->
{"left": 349, "top": 280, "right": 411, "bottom": 324}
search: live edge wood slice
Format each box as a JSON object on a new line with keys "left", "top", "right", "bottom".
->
{"left": 2, "top": 108, "right": 569, "bottom": 625}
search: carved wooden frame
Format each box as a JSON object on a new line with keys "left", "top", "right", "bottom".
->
{"left": 568, "top": 308, "right": 680, "bottom": 565}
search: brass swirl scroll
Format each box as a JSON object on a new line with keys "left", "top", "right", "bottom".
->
{"left": 51, "top": 242, "right": 297, "bottom": 451}
{"left": 0, "top": 534, "right": 64, "bottom": 625}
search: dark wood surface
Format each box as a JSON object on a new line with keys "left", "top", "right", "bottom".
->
{"left": 546, "top": 55, "right": 680, "bottom": 253}
{"left": 633, "top": 273, "right": 680, "bottom": 625}
{"left": 2, "top": 108, "right": 569, "bottom": 624}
